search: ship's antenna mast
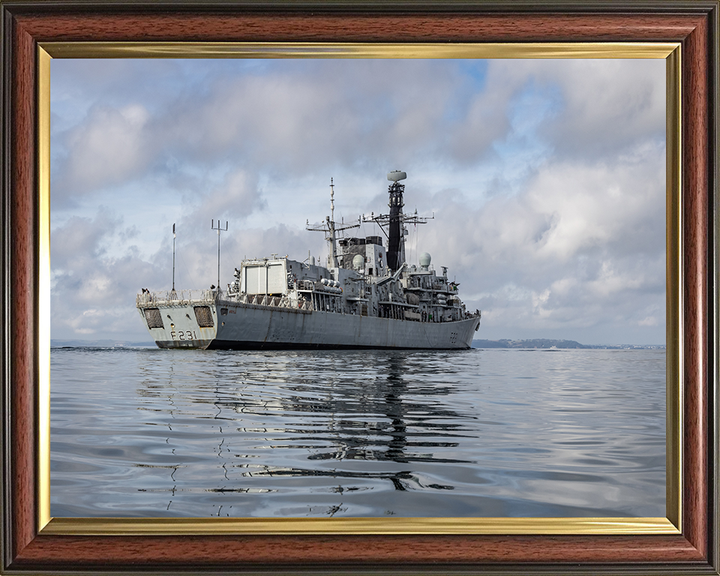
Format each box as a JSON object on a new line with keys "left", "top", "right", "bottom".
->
{"left": 306, "top": 178, "right": 359, "bottom": 269}
{"left": 330, "top": 177, "right": 335, "bottom": 224}
{"left": 361, "top": 171, "right": 433, "bottom": 272}
{"left": 211, "top": 219, "right": 228, "bottom": 293}
{"left": 329, "top": 178, "right": 337, "bottom": 268}
{"left": 172, "top": 223, "right": 176, "bottom": 292}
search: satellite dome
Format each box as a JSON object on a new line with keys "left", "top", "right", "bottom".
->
{"left": 387, "top": 170, "right": 407, "bottom": 182}
{"left": 419, "top": 252, "right": 431, "bottom": 270}
{"left": 352, "top": 254, "right": 364, "bottom": 270}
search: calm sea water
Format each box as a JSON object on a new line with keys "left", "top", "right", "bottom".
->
{"left": 50, "top": 347, "right": 665, "bottom": 518}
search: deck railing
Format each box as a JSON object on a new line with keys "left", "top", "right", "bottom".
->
{"left": 236, "top": 293, "right": 312, "bottom": 311}
{"left": 136, "top": 289, "right": 217, "bottom": 307}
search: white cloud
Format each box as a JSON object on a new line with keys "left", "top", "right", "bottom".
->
{"left": 51, "top": 209, "right": 169, "bottom": 338}
{"left": 485, "top": 59, "right": 665, "bottom": 159}
{"left": 527, "top": 147, "right": 665, "bottom": 262}
{"left": 55, "top": 104, "right": 152, "bottom": 196}
{"left": 182, "top": 168, "right": 266, "bottom": 229}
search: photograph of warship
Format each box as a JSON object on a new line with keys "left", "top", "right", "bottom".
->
{"left": 136, "top": 171, "right": 481, "bottom": 349}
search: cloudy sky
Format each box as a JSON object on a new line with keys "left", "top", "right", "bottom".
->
{"left": 50, "top": 57, "right": 666, "bottom": 345}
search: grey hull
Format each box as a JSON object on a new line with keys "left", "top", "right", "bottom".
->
{"left": 140, "top": 300, "right": 479, "bottom": 350}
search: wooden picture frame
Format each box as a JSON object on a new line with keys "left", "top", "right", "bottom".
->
{"left": 1, "top": 1, "right": 717, "bottom": 573}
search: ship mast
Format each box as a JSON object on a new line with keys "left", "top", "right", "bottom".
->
{"left": 329, "top": 178, "right": 337, "bottom": 267}
{"left": 211, "top": 219, "right": 228, "bottom": 293}
{"left": 386, "top": 174, "right": 404, "bottom": 271}
{"left": 171, "top": 223, "right": 176, "bottom": 294}
{"left": 307, "top": 178, "right": 359, "bottom": 268}
{"left": 364, "top": 171, "right": 432, "bottom": 272}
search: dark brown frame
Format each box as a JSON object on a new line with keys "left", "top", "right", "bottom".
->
{"left": 1, "top": 1, "right": 718, "bottom": 573}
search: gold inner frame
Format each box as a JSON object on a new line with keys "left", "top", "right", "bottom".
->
{"left": 36, "top": 42, "right": 682, "bottom": 536}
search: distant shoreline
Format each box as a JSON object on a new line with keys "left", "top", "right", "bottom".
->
{"left": 51, "top": 339, "right": 157, "bottom": 348}
{"left": 471, "top": 339, "right": 664, "bottom": 350}
{"left": 51, "top": 338, "right": 664, "bottom": 350}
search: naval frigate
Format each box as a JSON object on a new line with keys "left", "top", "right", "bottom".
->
{"left": 136, "top": 171, "right": 481, "bottom": 349}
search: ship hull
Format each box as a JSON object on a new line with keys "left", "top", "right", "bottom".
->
{"left": 139, "top": 300, "right": 479, "bottom": 350}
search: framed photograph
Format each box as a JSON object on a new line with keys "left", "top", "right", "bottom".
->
{"left": 1, "top": 2, "right": 717, "bottom": 574}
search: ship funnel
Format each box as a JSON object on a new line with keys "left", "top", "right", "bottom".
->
{"left": 387, "top": 170, "right": 407, "bottom": 182}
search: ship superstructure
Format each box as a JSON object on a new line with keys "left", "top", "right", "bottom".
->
{"left": 137, "top": 171, "right": 480, "bottom": 349}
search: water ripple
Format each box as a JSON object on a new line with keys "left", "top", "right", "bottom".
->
{"left": 51, "top": 347, "right": 665, "bottom": 518}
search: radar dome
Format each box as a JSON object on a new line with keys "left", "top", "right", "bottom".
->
{"left": 352, "top": 254, "right": 364, "bottom": 270}
{"left": 419, "top": 252, "right": 431, "bottom": 270}
{"left": 387, "top": 170, "right": 407, "bottom": 182}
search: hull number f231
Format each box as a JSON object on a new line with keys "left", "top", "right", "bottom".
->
{"left": 171, "top": 330, "right": 198, "bottom": 341}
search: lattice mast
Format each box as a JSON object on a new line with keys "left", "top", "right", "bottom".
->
{"left": 306, "top": 178, "right": 360, "bottom": 268}
{"left": 364, "top": 171, "right": 432, "bottom": 272}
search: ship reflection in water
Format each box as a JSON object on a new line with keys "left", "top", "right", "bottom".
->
{"left": 148, "top": 350, "right": 474, "bottom": 515}
{"left": 216, "top": 353, "right": 468, "bottom": 493}
{"left": 50, "top": 347, "right": 666, "bottom": 518}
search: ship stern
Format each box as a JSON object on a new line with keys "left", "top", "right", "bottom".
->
{"left": 137, "top": 289, "right": 218, "bottom": 349}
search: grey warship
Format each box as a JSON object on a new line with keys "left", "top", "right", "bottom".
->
{"left": 136, "top": 171, "right": 481, "bottom": 349}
